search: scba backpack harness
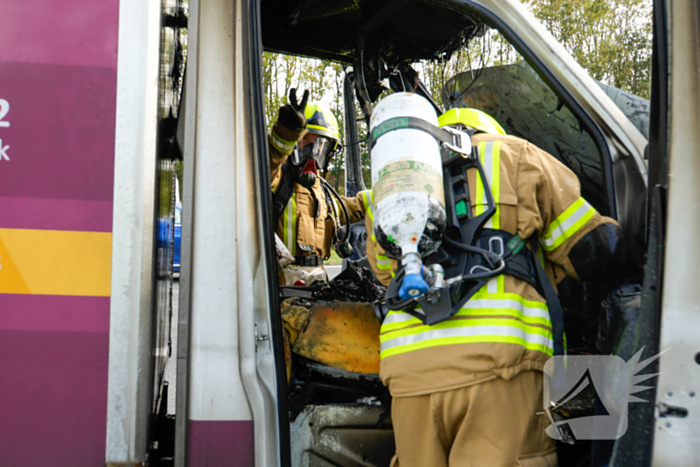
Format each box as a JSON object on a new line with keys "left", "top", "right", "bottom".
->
{"left": 372, "top": 117, "right": 566, "bottom": 357}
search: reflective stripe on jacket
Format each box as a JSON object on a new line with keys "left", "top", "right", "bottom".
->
{"left": 282, "top": 193, "right": 298, "bottom": 256}
{"left": 380, "top": 279, "right": 555, "bottom": 359}
{"left": 363, "top": 190, "right": 395, "bottom": 283}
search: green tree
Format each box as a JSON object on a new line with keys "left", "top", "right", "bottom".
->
{"left": 418, "top": 0, "right": 652, "bottom": 102}
{"left": 527, "top": 0, "right": 652, "bottom": 98}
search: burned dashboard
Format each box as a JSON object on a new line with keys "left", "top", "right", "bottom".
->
{"left": 261, "top": 0, "right": 482, "bottom": 66}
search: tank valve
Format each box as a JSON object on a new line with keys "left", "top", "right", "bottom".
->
{"left": 399, "top": 253, "right": 430, "bottom": 299}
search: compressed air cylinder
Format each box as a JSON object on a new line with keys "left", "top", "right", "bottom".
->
{"left": 370, "top": 93, "right": 447, "bottom": 299}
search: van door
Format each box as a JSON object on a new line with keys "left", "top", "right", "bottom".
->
{"left": 650, "top": 0, "right": 700, "bottom": 464}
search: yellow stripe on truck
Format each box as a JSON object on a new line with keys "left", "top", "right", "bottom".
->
{"left": 0, "top": 228, "right": 112, "bottom": 296}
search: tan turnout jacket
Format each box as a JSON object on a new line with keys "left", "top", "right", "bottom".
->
{"left": 365, "top": 133, "right": 620, "bottom": 397}
{"left": 269, "top": 121, "right": 368, "bottom": 260}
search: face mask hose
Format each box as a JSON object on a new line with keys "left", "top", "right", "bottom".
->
{"left": 298, "top": 159, "right": 318, "bottom": 188}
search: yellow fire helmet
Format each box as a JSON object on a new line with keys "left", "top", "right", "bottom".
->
{"left": 304, "top": 102, "right": 340, "bottom": 151}
{"left": 438, "top": 107, "right": 506, "bottom": 135}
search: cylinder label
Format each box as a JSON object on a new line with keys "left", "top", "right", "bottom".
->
{"left": 374, "top": 160, "right": 445, "bottom": 206}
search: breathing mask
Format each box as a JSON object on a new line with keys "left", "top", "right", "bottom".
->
{"left": 291, "top": 101, "right": 340, "bottom": 188}
{"left": 292, "top": 136, "right": 333, "bottom": 188}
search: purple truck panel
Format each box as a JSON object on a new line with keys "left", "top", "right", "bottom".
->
{"left": 0, "top": 0, "right": 119, "bottom": 69}
{"left": 0, "top": 0, "right": 119, "bottom": 464}
{"left": 0, "top": 197, "right": 113, "bottom": 232}
{"left": 0, "top": 323, "right": 109, "bottom": 465}
{"left": 188, "top": 420, "right": 255, "bottom": 467}
{"left": 0, "top": 294, "right": 111, "bottom": 333}
{"left": 0, "top": 62, "right": 118, "bottom": 202}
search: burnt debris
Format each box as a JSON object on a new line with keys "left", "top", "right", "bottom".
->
{"left": 313, "top": 265, "right": 386, "bottom": 303}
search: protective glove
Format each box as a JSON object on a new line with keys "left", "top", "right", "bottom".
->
{"left": 277, "top": 88, "right": 309, "bottom": 132}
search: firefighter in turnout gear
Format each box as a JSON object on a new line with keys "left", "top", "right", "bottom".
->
{"left": 270, "top": 89, "right": 373, "bottom": 382}
{"left": 269, "top": 89, "right": 368, "bottom": 284}
{"left": 365, "top": 107, "right": 622, "bottom": 467}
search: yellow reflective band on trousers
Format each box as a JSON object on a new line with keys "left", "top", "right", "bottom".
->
{"left": 283, "top": 193, "right": 297, "bottom": 256}
{"left": 379, "top": 284, "right": 554, "bottom": 359}
{"left": 473, "top": 141, "right": 501, "bottom": 230}
{"left": 542, "top": 197, "right": 596, "bottom": 252}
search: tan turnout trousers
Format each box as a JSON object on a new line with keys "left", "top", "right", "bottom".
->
{"left": 390, "top": 371, "right": 557, "bottom": 467}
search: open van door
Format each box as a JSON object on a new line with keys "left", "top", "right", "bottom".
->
{"left": 650, "top": 0, "right": 700, "bottom": 465}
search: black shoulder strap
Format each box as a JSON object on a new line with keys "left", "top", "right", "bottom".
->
{"left": 529, "top": 236, "right": 566, "bottom": 356}
{"left": 273, "top": 159, "right": 299, "bottom": 227}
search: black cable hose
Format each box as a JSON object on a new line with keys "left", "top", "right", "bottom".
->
{"left": 321, "top": 182, "right": 339, "bottom": 220}
{"left": 320, "top": 182, "right": 342, "bottom": 246}
{"left": 443, "top": 234, "right": 503, "bottom": 269}
{"left": 320, "top": 177, "right": 351, "bottom": 244}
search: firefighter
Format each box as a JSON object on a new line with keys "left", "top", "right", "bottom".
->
{"left": 269, "top": 89, "right": 368, "bottom": 284}
{"left": 364, "top": 107, "right": 622, "bottom": 466}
